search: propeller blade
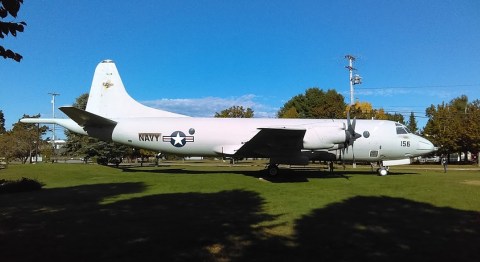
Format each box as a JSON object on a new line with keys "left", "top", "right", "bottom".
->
{"left": 344, "top": 112, "right": 362, "bottom": 152}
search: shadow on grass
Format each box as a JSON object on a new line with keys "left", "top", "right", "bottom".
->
{"left": 120, "top": 166, "right": 417, "bottom": 183}
{"left": 0, "top": 183, "right": 280, "bottom": 261}
{"left": 120, "top": 167, "right": 327, "bottom": 183}
{"left": 2, "top": 185, "right": 478, "bottom": 261}
{"left": 291, "top": 196, "right": 480, "bottom": 262}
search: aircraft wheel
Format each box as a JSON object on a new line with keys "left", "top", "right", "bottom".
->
{"left": 378, "top": 167, "right": 388, "bottom": 176}
{"left": 267, "top": 164, "right": 279, "bottom": 176}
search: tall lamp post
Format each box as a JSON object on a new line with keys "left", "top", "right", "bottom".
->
{"left": 48, "top": 92, "right": 60, "bottom": 162}
{"left": 345, "top": 55, "right": 362, "bottom": 106}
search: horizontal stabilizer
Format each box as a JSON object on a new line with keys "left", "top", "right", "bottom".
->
{"left": 59, "top": 106, "right": 117, "bottom": 127}
{"left": 20, "top": 118, "right": 87, "bottom": 135}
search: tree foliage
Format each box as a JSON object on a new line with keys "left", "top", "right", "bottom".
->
{"left": 406, "top": 112, "right": 418, "bottom": 134}
{"left": 0, "top": 110, "right": 5, "bottom": 133}
{"left": 277, "top": 89, "right": 404, "bottom": 123}
{"left": 64, "top": 93, "right": 91, "bottom": 160}
{"left": 0, "top": 0, "right": 26, "bottom": 62}
{"left": 423, "top": 95, "right": 480, "bottom": 160}
{"left": 278, "top": 88, "right": 346, "bottom": 118}
{"left": 0, "top": 114, "right": 47, "bottom": 163}
{"left": 214, "top": 106, "right": 254, "bottom": 118}
{"left": 347, "top": 101, "right": 405, "bottom": 123}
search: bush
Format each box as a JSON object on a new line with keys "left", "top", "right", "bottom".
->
{"left": 0, "top": 177, "right": 44, "bottom": 194}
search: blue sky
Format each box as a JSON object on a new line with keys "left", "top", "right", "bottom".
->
{"left": 1, "top": 0, "right": 480, "bottom": 134}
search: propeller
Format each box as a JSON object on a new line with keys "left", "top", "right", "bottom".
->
{"left": 345, "top": 112, "right": 362, "bottom": 147}
{"left": 342, "top": 112, "right": 362, "bottom": 163}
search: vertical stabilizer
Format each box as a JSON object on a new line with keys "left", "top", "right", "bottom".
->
{"left": 85, "top": 60, "right": 187, "bottom": 118}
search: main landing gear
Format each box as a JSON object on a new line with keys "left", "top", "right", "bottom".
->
{"left": 267, "top": 164, "right": 279, "bottom": 176}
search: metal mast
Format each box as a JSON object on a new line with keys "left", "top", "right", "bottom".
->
{"left": 345, "top": 55, "right": 362, "bottom": 106}
{"left": 48, "top": 92, "right": 60, "bottom": 161}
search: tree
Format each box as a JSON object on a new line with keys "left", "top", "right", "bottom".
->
{"left": 0, "top": 114, "right": 47, "bottom": 163}
{"left": 93, "top": 141, "right": 131, "bottom": 166}
{"left": 346, "top": 101, "right": 405, "bottom": 123}
{"left": 423, "top": 102, "right": 455, "bottom": 155}
{"left": 406, "top": 112, "right": 418, "bottom": 134}
{"left": 278, "top": 88, "right": 346, "bottom": 118}
{"left": 0, "top": 0, "right": 26, "bottom": 62}
{"left": 466, "top": 99, "right": 480, "bottom": 156}
{"left": 215, "top": 106, "right": 254, "bottom": 118}
{"left": 423, "top": 95, "right": 480, "bottom": 161}
{"left": 386, "top": 112, "right": 405, "bottom": 124}
{"left": 281, "top": 107, "right": 299, "bottom": 118}
{"left": 347, "top": 101, "right": 375, "bottom": 119}
{"left": 0, "top": 109, "right": 5, "bottom": 133}
{"left": 64, "top": 93, "right": 91, "bottom": 160}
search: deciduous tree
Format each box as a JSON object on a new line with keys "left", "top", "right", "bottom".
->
{"left": 0, "top": 0, "right": 26, "bottom": 62}
{"left": 347, "top": 101, "right": 405, "bottom": 123}
{"left": 0, "top": 114, "right": 47, "bottom": 163}
{"left": 278, "top": 88, "right": 346, "bottom": 118}
{"left": 215, "top": 106, "right": 254, "bottom": 118}
{"left": 423, "top": 95, "right": 480, "bottom": 161}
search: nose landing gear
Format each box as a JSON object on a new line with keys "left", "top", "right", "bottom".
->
{"left": 378, "top": 167, "right": 389, "bottom": 176}
{"left": 372, "top": 161, "right": 389, "bottom": 176}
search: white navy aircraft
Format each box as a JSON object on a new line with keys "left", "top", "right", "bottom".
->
{"left": 22, "top": 60, "right": 435, "bottom": 176}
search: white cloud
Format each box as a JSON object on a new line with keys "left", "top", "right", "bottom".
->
{"left": 142, "top": 94, "right": 278, "bottom": 118}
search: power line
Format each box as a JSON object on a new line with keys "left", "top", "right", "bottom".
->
{"left": 356, "top": 84, "right": 479, "bottom": 90}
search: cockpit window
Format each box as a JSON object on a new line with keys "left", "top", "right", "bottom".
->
{"left": 395, "top": 123, "right": 411, "bottom": 134}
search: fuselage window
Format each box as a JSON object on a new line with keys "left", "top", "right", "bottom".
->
{"left": 363, "top": 131, "right": 370, "bottom": 138}
{"left": 395, "top": 123, "right": 411, "bottom": 134}
{"left": 396, "top": 127, "right": 408, "bottom": 134}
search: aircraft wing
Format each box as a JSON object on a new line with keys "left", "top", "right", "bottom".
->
{"left": 59, "top": 106, "right": 117, "bottom": 127}
{"left": 234, "top": 127, "right": 306, "bottom": 158}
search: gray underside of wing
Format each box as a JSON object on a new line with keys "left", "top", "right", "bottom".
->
{"left": 234, "top": 127, "right": 306, "bottom": 158}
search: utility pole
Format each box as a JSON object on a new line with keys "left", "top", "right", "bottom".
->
{"left": 345, "top": 55, "right": 362, "bottom": 106}
{"left": 48, "top": 92, "right": 60, "bottom": 162}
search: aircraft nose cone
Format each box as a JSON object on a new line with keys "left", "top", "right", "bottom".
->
{"left": 418, "top": 137, "right": 436, "bottom": 153}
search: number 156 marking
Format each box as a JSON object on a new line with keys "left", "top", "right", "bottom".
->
{"left": 401, "top": 141, "right": 410, "bottom": 147}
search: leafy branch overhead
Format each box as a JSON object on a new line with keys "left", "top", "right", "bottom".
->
{"left": 0, "top": 0, "right": 26, "bottom": 62}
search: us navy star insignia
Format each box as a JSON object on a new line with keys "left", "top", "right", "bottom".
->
{"left": 162, "top": 131, "right": 194, "bottom": 147}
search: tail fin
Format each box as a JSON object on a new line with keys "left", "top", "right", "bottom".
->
{"left": 85, "top": 60, "right": 187, "bottom": 118}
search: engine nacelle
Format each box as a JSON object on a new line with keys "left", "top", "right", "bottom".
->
{"left": 303, "top": 122, "right": 346, "bottom": 150}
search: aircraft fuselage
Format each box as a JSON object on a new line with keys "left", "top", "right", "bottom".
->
{"left": 107, "top": 117, "right": 432, "bottom": 162}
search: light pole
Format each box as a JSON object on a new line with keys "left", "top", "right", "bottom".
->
{"left": 345, "top": 55, "right": 362, "bottom": 106}
{"left": 48, "top": 92, "right": 60, "bottom": 162}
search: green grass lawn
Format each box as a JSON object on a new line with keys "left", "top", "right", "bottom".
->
{"left": 1, "top": 162, "right": 479, "bottom": 261}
